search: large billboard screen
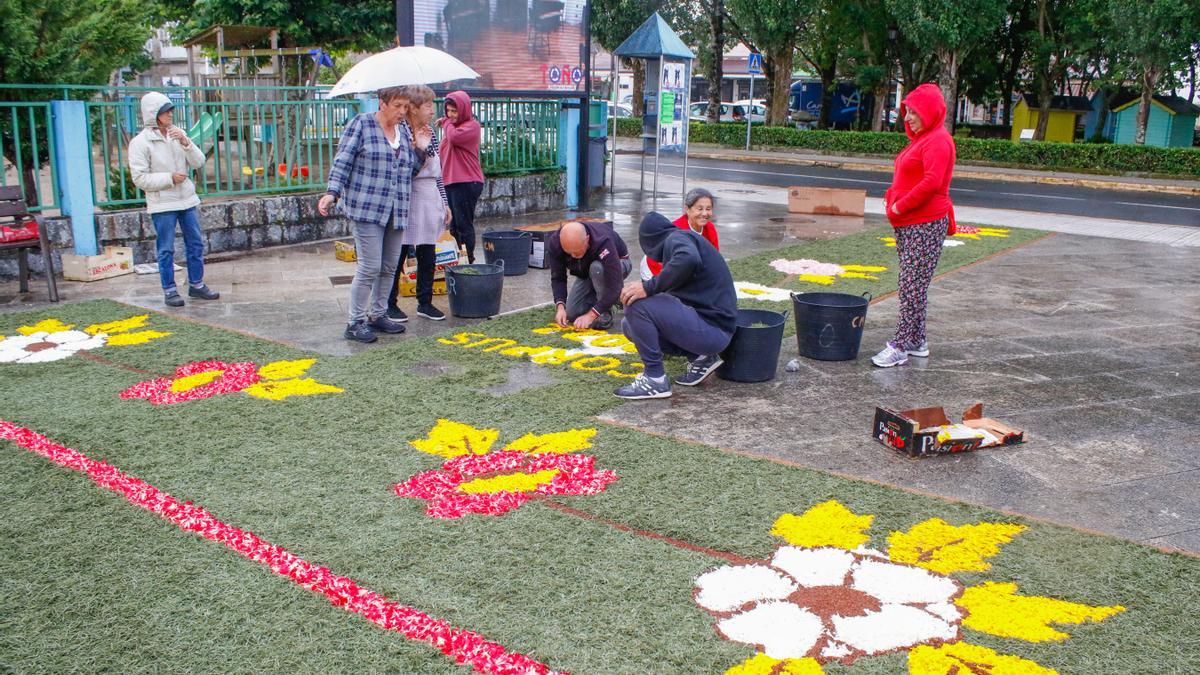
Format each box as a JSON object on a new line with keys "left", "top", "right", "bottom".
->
{"left": 413, "top": 0, "right": 588, "bottom": 94}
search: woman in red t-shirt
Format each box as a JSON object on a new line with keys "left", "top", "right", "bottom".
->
{"left": 642, "top": 188, "right": 720, "bottom": 279}
{"left": 871, "top": 83, "right": 957, "bottom": 368}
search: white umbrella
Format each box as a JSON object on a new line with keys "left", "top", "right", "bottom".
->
{"left": 328, "top": 46, "right": 479, "bottom": 97}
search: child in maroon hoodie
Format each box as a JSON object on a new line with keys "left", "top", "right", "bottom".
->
{"left": 872, "top": 83, "right": 957, "bottom": 368}
{"left": 438, "top": 91, "right": 484, "bottom": 263}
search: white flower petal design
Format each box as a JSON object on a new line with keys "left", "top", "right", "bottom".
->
{"left": 924, "top": 601, "right": 963, "bottom": 623}
{"left": 771, "top": 546, "right": 854, "bottom": 587}
{"left": 717, "top": 600, "right": 823, "bottom": 659}
{"left": 851, "top": 557, "right": 959, "bottom": 605}
{"left": 694, "top": 544, "right": 967, "bottom": 667}
{"left": 734, "top": 282, "right": 794, "bottom": 303}
{"left": 831, "top": 603, "right": 958, "bottom": 654}
{"left": 0, "top": 330, "right": 108, "bottom": 364}
{"left": 563, "top": 334, "right": 631, "bottom": 357}
{"left": 695, "top": 564, "right": 796, "bottom": 612}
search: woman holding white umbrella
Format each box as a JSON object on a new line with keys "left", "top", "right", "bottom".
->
{"left": 319, "top": 87, "right": 422, "bottom": 343}
{"left": 321, "top": 46, "right": 478, "bottom": 342}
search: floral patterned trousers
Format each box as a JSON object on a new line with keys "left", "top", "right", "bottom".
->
{"left": 892, "top": 216, "right": 949, "bottom": 350}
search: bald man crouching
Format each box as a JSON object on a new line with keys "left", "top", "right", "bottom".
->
{"left": 546, "top": 221, "right": 632, "bottom": 330}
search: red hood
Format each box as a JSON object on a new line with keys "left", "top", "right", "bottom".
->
{"left": 900, "top": 83, "right": 946, "bottom": 140}
{"left": 444, "top": 90, "right": 474, "bottom": 125}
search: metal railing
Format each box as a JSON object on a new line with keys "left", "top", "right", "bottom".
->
{"left": 88, "top": 93, "right": 362, "bottom": 208}
{"left": 0, "top": 102, "right": 58, "bottom": 212}
{"left": 0, "top": 85, "right": 565, "bottom": 212}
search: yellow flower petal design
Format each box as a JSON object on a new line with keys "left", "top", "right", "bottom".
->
{"left": 797, "top": 274, "right": 837, "bottom": 285}
{"left": 505, "top": 428, "right": 597, "bottom": 454}
{"left": 880, "top": 237, "right": 897, "bottom": 247}
{"left": 18, "top": 319, "right": 74, "bottom": 335}
{"left": 977, "top": 227, "right": 1010, "bottom": 237}
{"left": 257, "top": 358, "right": 317, "bottom": 380}
{"left": 771, "top": 500, "right": 873, "bottom": 550}
{"left": 725, "top": 654, "right": 824, "bottom": 675}
{"left": 841, "top": 264, "right": 888, "bottom": 273}
{"left": 410, "top": 419, "right": 499, "bottom": 458}
{"left": 242, "top": 378, "right": 344, "bottom": 401}
{"left": 887, "top": 518, "right": 1025, "bottom": 574}
{"left": 105, "top": 330, "right": 172, "bottom": 346}
{"left": 170, "top": 369, "right": 225, "bottom": 393}
{"left": 953, "top": 233, "right": 980, "bottom": 240}
{"left": 957, "top": 582, "right": 1125, "bottom": 642}
{"left": 458, "top": 469, "right": 561, "bottom": 494}
{"left": 85, "top": 315, "right": 149, "bottom": 335}
{"left": 838, "top": 272, "right": 880, "bottom": 280}
{"left": 908, "top": 642, "right": 1056, "bottom": 674}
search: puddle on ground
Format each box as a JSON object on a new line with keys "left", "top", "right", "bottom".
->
{"left": 484, "top": 362, "right": 559, "bottom": 396}
{"left": 408, "top": 360, "right": 464, "bottom": 379}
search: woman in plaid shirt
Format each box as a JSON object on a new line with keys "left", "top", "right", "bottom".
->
{"left": 319, "top": 87, "right": 425, "bottom": 343}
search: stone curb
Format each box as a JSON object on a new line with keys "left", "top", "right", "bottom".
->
{"left": 678, "top": 150, "right": 1200, "bottom": 197}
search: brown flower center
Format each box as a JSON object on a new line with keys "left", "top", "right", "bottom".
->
{"left": 25, "top": 341, "right": 58, "bottom": 353}
{"left": 788, "top": 585, "right": 881, "bottom": 618}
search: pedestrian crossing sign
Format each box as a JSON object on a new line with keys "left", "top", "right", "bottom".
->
{"left": 748, "top": 52, "right": 763, "bottom": 75}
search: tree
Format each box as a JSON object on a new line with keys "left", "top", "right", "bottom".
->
{"left": 592, "top": 0, "right": 665, "bottom": 116}
{"left": 1026, "top": 0, "right": 1098, "bottom": 140}
{"left": 159, "top": 0, "right": 394, "bottom": 52}
{"left": 795, "top": 0, "right": 852, "bottom": 129}
{"left": 886, "top": 0, "right": 1008, "bottom": 131}
{"left": 0, "top": 0, "right": 155, "bottom": 206}
{"left": 838, "top": 0, "right": 893, "bottom": 131}
{"left": 726, "top": 0, "right": 813, "bottom": 124}
{"left": 1108, "top": 0, "right": 1199, "bottom": 144}
{"left": 696, "top": 0, "right": 736, "bottom": 123}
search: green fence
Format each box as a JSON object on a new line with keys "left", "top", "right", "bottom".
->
{"left": 0, "top": 85, "right": 566, "bottom": 212}
{"left": 0, "top": 102, "right": 58, "bottom": 212}
{"left": 88, "top": 93, "right": 363, "bottom": 208}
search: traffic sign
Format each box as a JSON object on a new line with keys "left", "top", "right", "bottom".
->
{"left": 747, "top": 52, "right": 763, "bottom": 75}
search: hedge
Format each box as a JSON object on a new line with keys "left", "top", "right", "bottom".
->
{"left": 614, "top": 118, "right": 1200, "bottom": 177}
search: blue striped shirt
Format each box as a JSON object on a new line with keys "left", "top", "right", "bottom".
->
{"left": 326, "top": 113, "right": 422, "bottom": 228}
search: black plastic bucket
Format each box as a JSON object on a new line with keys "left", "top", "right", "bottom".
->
{"left": 717, "top": 309, "right": 788, "bottom": 383}
{"left": 791, "top": 292, "right": 871, "bottom": 361}
{"left": 447, "top": 262, "right": 504, "bottom": 318}
{"left": 482, "top": 229, "right": 531, "bottom": 276}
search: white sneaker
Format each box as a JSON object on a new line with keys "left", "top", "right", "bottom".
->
{"left": 907, "top": 341, "right": 930, "bottom": 358}
{"left": 871, "top": 342, "right": 909, "bottom": 368}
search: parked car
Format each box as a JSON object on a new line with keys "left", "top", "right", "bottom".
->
{"left": 613, "top": 103, "right": 634, "bottom": 118}
{"left": 689, "top": 102, "right": 766, "bottom": 123}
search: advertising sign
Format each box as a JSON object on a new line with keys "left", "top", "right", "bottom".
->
{"left": 412, "top": 0, "right": 589, "bottom": 93}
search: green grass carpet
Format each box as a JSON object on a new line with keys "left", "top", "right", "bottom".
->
{"left": 2, "top": 227, "right": 1197, "bottom": 674}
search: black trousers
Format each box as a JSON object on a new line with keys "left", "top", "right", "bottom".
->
{"left": 446, "top": 181, "right": 483, "bottom": 263}
{"left": 388, "top": 243, "right": 437, "bottom": 308}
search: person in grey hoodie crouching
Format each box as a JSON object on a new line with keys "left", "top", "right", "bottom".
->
{"left": 615, "top": 212, "right": 737, "bottom": 400}
{"left": 128, "top": 92, "right": 219, "bottom": 307}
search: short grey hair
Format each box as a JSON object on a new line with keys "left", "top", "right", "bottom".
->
{"left": 378, "top": 86, "right": 409, "bottom": 103}
{"left": 684, "top": 188, "right": 715, "bottom": 209}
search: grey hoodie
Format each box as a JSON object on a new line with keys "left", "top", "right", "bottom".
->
{"left": 128, "top": 92, "right": 207, "bottom": 214}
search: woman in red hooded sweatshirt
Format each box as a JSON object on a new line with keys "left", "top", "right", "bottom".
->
{"left": 438, "top": 91, "right": 484, "bottom": 263}
{"left": 872, "top": 83, "right": 957, "bottom": 368}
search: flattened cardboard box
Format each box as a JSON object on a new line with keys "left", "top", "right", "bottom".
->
{"left": 517, "top": 218, "right": 614, "bottom": 269}
{"left": 61, "top": 246, "right": 134, "bottom": 282}
{"left": 872, "top": 403, "right": 1025, "bottom": 458}
{"left": 787, "top": 187, "right": 866, "bottom": 216}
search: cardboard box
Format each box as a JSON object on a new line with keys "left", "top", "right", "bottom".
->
{"left": 872, "top": 403, "right": 1025, "bottom": 458}
{"left": 60, "top": 246, "right": 134, "bottom": 282}
{"left": 516, "top": 218, "right": 614, "bottom": 268}
{"left": 787, "top": 187, "right": 866, "bottom": 216}
{"left": 395, "top": 236, "right": 466, "bottom": 297}
{"left": 333, "top": 240, "right": 356, "bottom": 262}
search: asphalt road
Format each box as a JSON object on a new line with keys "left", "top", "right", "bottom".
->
{"left": 617, "top": 155, "right": 1200, "bottom": 226}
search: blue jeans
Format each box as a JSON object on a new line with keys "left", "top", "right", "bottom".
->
{"left": 151, "top": 207, "right": 205, "bottom": 293}
{"left": 622, "top": 294, "right": 733, "bottom": 378}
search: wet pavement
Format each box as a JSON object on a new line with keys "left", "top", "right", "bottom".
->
{"left": 601, "top": 232, "right": 1200, "bottom": 553}
{"left": 3, "top": 171, "right": 1197, "bottom": 554}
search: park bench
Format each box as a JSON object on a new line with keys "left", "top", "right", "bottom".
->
{"left": 0, "top": 185, "right": 59, "bottom": 302}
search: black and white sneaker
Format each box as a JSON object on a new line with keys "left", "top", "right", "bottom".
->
{"left": 417, "top": 304, "right": 446, "bottom": 321}
{"left": 344, "top": 320, "right": 378, "bottom": 343}
{"left": 368, "top": 315, "right": 406, "bottom": 334}
{"left": 674, "top": 354, "right": 724, "bottom": 386}
{"left": 386, "top": 306, "right": 409, "bottom": 322}
{"left": 613, "top": 373, "right": 672, "bottom": 400}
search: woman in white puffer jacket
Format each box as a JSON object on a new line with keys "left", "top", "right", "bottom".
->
{"left": 128, "top": 92, "right": 219, "bottom": 307}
